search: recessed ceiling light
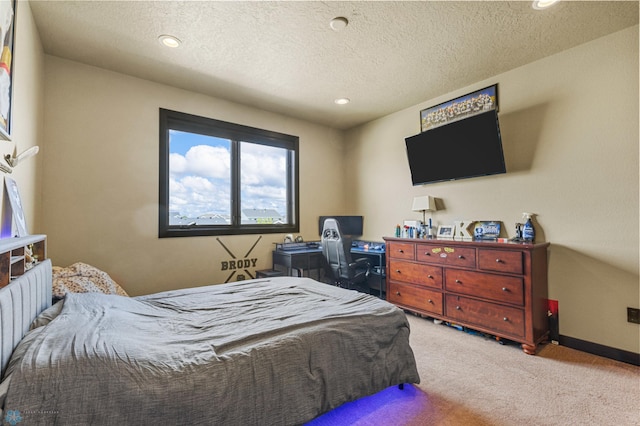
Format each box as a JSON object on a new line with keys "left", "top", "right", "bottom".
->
{"left": 329, "top": 17, "right": 349, "bottom": 32}
{"left": 158, "top": 34, "right": 181, "bottom": 48}
{"left": 532, "top": 0, "right": 560, "bottom": 10}
{"left": 334, "top": 98, "right": 350, "bottom": 105}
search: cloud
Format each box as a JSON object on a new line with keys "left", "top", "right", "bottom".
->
{"left": 241, "top": 143, "right": 286, "bottom": 187}
{"left": 171, "top": 145, "right": 230, "bottom": 179}
{"left": 169, "top": 142, "right": 287, "bottom": 218}
{"left": 169, "top": 175, "right": 230, "bottom": 218}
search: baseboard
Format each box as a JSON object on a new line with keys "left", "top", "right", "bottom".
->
{"left": 559, "top": 335, "right": 640, "bottom": 366}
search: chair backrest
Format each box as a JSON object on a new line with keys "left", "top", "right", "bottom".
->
{"left": 321, "top": 218, "right": 355, "bottom": 280}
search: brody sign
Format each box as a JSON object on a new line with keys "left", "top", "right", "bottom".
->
{"left": 217, "top": 236, "right": 261, "bottom": 282}
{"left": 221, "top": 259, "right": 257, "bottom": 271}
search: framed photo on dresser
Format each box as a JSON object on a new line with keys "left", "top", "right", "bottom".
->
{"left": 437, "top": 224, "right": 455, "bottom": 240}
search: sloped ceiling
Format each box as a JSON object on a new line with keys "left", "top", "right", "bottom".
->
{"left": 30, "top": 1, "right": 638, "bottom": 130}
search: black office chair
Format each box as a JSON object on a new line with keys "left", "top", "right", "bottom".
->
{"left": 321, "top": 218, "right": 370, "bottom": 290}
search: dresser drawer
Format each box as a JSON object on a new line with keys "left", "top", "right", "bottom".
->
{"left": 478, "top": 249, "right": 523, "bottom": 275}
{"left": 389, "top": 260, "right": 442, "bottom": 288}
{"left": 387, "top": 242, "right": 415, "bottom": 260}
{"left": 445, "top": 269, "right": 524, "bottom": 305}
{"left": 416, "top": 244, "right": 476, "bottom": 268}
{"left": 445, "top": 295, "right": 525, "bottom": 339}
{"left": 389, "top": 282, "right": 443, "bottom": 316}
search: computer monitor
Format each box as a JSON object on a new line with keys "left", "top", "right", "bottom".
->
{"left": 318, "top": 216, "right": 363, "bottom": 237}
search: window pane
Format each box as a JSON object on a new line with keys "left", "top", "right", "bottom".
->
{"left": 168, "top": 130, "right": 231, "bottom": 226}
{"left": 159, "top": 108, "right": 299, "bottom": 237}
{"left": 240, "top": 142, "right": 288, "bottom": 225}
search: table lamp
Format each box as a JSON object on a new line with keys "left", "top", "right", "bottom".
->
{"left": 412, "top": 195, "right": 436, "bottom": 224}
{"left": 412, "top": 195, "right": 436, "bottom": 238}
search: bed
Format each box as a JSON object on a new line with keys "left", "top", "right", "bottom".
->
{"left": 0, "top": 261, "right": 419, "bottom": 425}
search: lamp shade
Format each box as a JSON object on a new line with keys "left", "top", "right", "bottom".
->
{"left": 412, "top": 195, "right": 435, "bottom": 212}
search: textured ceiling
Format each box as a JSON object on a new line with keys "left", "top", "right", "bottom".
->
{"left": 29, "top": 1, "right": 638, "bottom": 130}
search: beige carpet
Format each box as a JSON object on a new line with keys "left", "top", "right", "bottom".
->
{"left": 397, "top": 313, "right": 640, "bottom": 425}
{"left": 308, "top": 310, "right": 639, "bottom": 425}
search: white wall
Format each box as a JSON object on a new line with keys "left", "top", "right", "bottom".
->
{"left": 42, "top": 56, "right": 346, "bottom": 296}
{"left": 344, "top": 26, "right": 639, "bottom": 354}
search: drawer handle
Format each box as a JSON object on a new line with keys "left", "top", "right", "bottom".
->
{"left": 427, "top": 274, "right": 433, "bottom": 279}
{"left": 427, "top": 299, "right": 433, "bottom": 304}
{"left": 395, "top": 269, "right": 401, "bottom": 273}
{"left": 424, "top": 252, "right": 431, "bottom": 256}
{"left": 398, "top": 249, "right": 404, "bottom": 253}
{"left": 496, "top": 259, "right": 503, "bottom": 263}
{"left": 396, "top": 291, "right": 401, "bottom": 296}
{"left": 455, "top": 279, "right": 461, "bottom": 283}
{"left": 503, "top": 317, "right": 509, "bottom": 321}
{"left": 502, "top": 287, "right": 508, "bottom": 292}
{"left": 455, "top": 306, "right": 461, "bottom": 310}
{"left": 458, "top": 255, "right": 465, "bottom": 259}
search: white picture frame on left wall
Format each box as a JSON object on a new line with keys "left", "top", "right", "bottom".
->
{"left": 5, "top": 176, "right": 28, "bottom": 236}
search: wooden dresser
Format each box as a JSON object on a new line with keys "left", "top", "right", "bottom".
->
{"left": 383, "top": 237, "right": 550, "bottom": 354}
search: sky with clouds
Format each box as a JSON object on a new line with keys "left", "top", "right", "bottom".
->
{"left": 169, "top": 130, "right": 287, "bottom": 220}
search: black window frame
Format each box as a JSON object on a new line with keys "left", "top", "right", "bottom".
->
{"left": 159, "top": 108, "right": 299, "bottom": 238}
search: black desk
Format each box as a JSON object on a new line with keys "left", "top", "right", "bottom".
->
{"left": 271, "top": 247, "right": 324, "bottom": 278}
{"left": 272, "top": 244, "right": 386, "bottom": 298}
{"left": 349, "top": 247, "right": 386, "bottom": 297}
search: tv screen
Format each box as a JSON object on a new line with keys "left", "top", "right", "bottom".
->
{"left": 405, "top": 110, "right": 506, "bottom": 185}
{"left": 318, "top": 216, "right": 363, "bottom": 236}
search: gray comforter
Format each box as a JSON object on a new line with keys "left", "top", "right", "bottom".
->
{"left": 0, "top": 277, "right": 419, "bottom": 425}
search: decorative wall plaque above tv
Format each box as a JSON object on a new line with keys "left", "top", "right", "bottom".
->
{"left": 420, "top": 84, "right": 498, "bottom": 132}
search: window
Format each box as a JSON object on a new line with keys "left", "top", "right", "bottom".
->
{"left": 159, "top": 109, "right": 299, "bottom": 237}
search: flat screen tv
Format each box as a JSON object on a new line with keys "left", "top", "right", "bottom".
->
{"left": 318, "top": 216, "right": 363, "bottom": 236}
{"left": 405, "top": 110, "right": 506, "bottom": 185}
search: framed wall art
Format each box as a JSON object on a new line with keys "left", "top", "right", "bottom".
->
{"left": 0, "top": 0, "right": 16, "bottom": 141}
{"left": 4, "top": 176, "right": 28, "bottom": 236}
{"left": 420, "top": 84, "right": 499, "bottom": 132}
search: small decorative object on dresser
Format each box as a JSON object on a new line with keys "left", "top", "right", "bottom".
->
{"left": 453, "top": 220, "right": 475, "bottom": 241}
{"left": 383, "top": 237, "right": 550, "bottom": 355}
{"left": 473, "top": 221, "right": 501, "bottom": 240}
{"left": 436, "top": 224, "right": 455, "bottom": 239}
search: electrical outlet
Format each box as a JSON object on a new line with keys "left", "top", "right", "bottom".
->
{"left": 627, "top": 307, "right": 640, "bottom": 324}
